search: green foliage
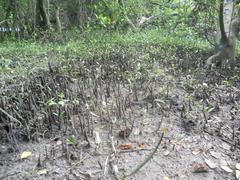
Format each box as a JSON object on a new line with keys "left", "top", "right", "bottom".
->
{"left": 0, "top": 27, "right": 210, "bottom": 83}
{"left": 91, "top": 0, "right": 127, "bottom": 29}
{"left": 159, "top": 0, "right": 196, "bottom": 24}
{"left": 47, "top": 92, "right": 66, "bottom": 107}
{"left": 67, "top": 135, "right": 77, "bottom": 146}
{"left": 0, "top": 1, "right": 225, "bottom": 81}
{"left": 47, "top": 98, "right": 57, "bottom": 107}
{"left": 0, "top": 28, "right": 209, "bottom": 57}
{"left": 0, "top": 0, "right": 219, "bottom": 36}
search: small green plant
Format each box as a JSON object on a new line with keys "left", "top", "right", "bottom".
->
{"left": 58, "top": 92, "right": 67, "bottom": 107}
{"left": 111, "top": 116, "right": 118, "bottom": 124}
{"left": 58, "top": 92, "right": 65, "bottom": 100}
{"left": 47, "top": 98, "right": 57, "bottom": 107}
{"left": 47, "top": 92, "right": 66, "bottom": 107}
{"left": 91, "top": 0, "right": 126, "bottom": 29}
{"left": 204, "top": 105, "right": 215, "bottom": 113}
{"left": 174, "top": 133, "right": 184, "bottom": 142}
{"left": 183, "top": 79, "right": 195, "bottom": 92}
{"left": 67, "top": 135, "right": 77, "bottom": 146}
{"left": 223, "top": 80, "right": 230, "bottom": 86}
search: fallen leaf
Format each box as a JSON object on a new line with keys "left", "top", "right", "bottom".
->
{"left": 192, "top": 149, "right": 201, "bottom": 155}
{"left": 119, "top": 144, "right": 132, "bottom": 150}
{"left": 209, "top": 151, "right": 221, "bottom": 159}
{"left": 20, "top": 151, "right": 32, "bottom": 159}
{"left": 113, "top": 165, "right": 119, "bottom": 174}
{"left": 202, "top": 83, "right": 208, "bottom": 88}
{"left": 221, "top": 165, "right": 233, "bottom": 173}
{"left": 95, "top": 131, "right": 101, "bottom": 145}
{"left": 163, "top": 176, "right": 170, "bottom": 180}
{"left": 134, "top": 128, "right": 140, "bottom": 135}
{"left": 236, "top": 163, "right": 240, "bottom": 170}
{"left": 162, "top": 127, "right": 169, "bottom": 134}
{"left": 204, "top": 134, "right": 210, "bottom": 140}
{"left": 101, "top": 101, "right": 106, "bottom": 107}
{"left": 90, "top": 111, "right": 99, "bottom": 118}
{"left": 193, "top": 163, "right": 209, "bottom": 173}
{"left": 138, "top": 142, "right": 145, "bottom": 149}
{"left": 163, "top": 150, "right": 170, "bottom": 156}
{"left": 236, "top": 170, "right": 240, "bottom": 180}
{"left": 205, "top": 159, "right": 216, "bottom": 169}
{"left": 37, "top": 168, "right": 48, "bottom": 175}
{"left": 56, "top": 140, "right": 62, "bottom": 146}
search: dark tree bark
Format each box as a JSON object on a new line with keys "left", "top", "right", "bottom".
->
{"left": 55, "top": 5, "right": 62, "bottom": 32}
{"left": 65, "top": 0, "right": 94, "bottom": 29}
{"left": 25, "top": 0, "right": 35, "bottom": 34}
{"left": 12, "top": 0, "right": 26, "bottom": 39}
{"left": 77, "top": 0, "right": 86, "bottom": 29}
{"left": 1, "top": 0, "right": 27, "bottom": 39}
{"left": 2, "top": 0, "right": 11, "bottom": 39}
{"left": 66, "top": 1, "right": 78, "bottom": 27}
{"left": 35, "top": 0, "right": 51, "bottom": 29}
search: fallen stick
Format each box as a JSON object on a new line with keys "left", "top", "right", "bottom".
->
{"left": 109, "top": 136, "right": 119, "bottom": 178}
{"left": 0, "top": 107, "right": 23, "bottom": 126}
{"left": 104, "top": 156, "right": 109, "bottom": 176}
{"left": 119, "top": 148, "right": 152, "bottom": 153}
{"left": 124, "top": 132, "right": 164, "bottom": 178}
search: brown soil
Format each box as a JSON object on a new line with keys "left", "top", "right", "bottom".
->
{"left": 0, "top": 55, "right": 240, "bottom": 180}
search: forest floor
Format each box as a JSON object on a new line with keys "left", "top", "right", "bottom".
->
{"left": 0, "top": 41, "right": 240, "bottom": 180}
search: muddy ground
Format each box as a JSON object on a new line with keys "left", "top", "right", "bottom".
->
{"left": 0, "top": 54, "right": 240, "bottom": 180}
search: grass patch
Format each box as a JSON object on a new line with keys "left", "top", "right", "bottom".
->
{"left": 0, "top": 28, "right": 210, "bottom": 57}
{"left": 0, "top": 28, "right": 211, "bottom": 79}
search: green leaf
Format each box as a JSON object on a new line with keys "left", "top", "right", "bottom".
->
{"left": 47, "top": 98, "right": 57, "bottom": 107}
{"left": 67, "top": 135, "right": 77, "bottom": 146}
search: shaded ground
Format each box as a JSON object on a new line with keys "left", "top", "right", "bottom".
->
{"left": 0, "top": 50, "right": 240, "bottom": 179}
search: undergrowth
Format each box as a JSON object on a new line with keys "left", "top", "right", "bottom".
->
{"left": 0, "top": 28, "right": 210, "bottom": 78}
{"left": 2, "top": 27, "right": 240, "bottom": 82}
{"left": 0, "top": 28, "right": 210, "bottom": 56}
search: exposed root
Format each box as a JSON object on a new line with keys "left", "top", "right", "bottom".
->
{"left": 124, "top": 132, "right": 164, "bottom": 178}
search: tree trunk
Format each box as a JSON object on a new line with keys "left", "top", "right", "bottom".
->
{"left": 2, "top": 0, "right": 27, "bottom": 39}
{"left": 2, "top": 0, "right": 11, "bottom": 39}
{"left": 55, "top": 5, "right": 62, "bottom": 33}
{"left": 35, "top": 0, "right": 51, "bottom": 29}
{"left": 77, "top": 0, "right": 95, "bottom": 29}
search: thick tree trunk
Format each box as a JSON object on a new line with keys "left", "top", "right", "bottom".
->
{"left": 77, "top": 0, "right": 87, "bottom": 29}
{"left": 25, "top": 0, "right": 35, "bottom": 34}
{"left": 66, "top": 0, "right": 94, "bottom": 29}
{"left": 12, "top": 0, "right": 20, "bottom": 39}
{"left": 35, "top": 0, "right": 51, "bottom": 29}
{"left": 77, "top": 0, "right": 83, "bottom": 29}
{"left": 14, "top": 0, "right": 28, "bottom": 39}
